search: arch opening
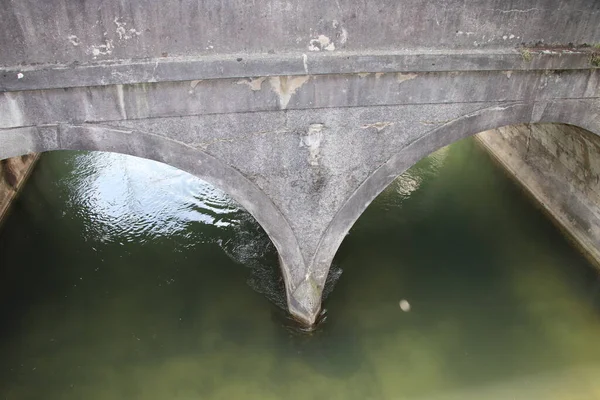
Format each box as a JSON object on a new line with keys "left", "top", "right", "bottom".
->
{"left": 318, "top": 129, "right": 600, "bottom": 397}
{"left": 0, "top": 124, "right": 306, "bottom": 322}
{"left": 313, "top": 100, "right": 600, "bottom": 298}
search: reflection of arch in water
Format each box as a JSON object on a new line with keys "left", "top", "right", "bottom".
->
{"left": 0, "top": 123, "right": 305, "bottom": 314}
{"left": 314, "top": 100, "right": 600, "bottom": 287}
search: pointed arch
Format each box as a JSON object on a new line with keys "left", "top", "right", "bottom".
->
{"left": 0, "top": 122, "right": 307, "bottom": 306}
{"left": 312, "top": 99, "right": 600, "bottom": 283}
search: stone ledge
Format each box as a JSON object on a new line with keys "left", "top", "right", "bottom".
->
{"left": 1, "top": 48, "right": 596, "bottom": 92}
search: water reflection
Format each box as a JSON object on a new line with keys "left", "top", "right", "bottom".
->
{"left": 1, "top": 139, "right": 599, "bottom": 399}
{"left": 62, "top": 152, "right": 243, "bottom": 243}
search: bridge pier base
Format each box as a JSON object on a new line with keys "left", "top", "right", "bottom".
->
{"left": 286, "top": 275, "right": 324, "bottom": 328}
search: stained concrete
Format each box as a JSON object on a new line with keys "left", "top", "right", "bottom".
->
{"left": 0, "top": 154, "right": 38, "bottom": 225}
{"left": 0, "top": 0, "right": 599, "bottom": 326}
{"left": 477, "top": 124, "right": 600, "bottom": 267}
{"left": 1, "top": 0, "right": 599, "bottom": 67}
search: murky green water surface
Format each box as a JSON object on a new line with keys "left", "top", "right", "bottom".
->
{"left": 1, "top": 138, "right": 600, "bottom": 399}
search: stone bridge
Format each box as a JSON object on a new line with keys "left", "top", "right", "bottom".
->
{"left": 1, "top": 0, "right": 599, "bottom": 326}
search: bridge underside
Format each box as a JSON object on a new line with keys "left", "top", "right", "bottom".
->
{"left": 1, "top": 0, "right": 599, "bottom": 326}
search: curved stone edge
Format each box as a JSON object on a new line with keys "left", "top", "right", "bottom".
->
{"left": 309, "top": 98, "right": 600, "bottom": 299}
{"left": 0, "top": 122, "right": 316, "bottom": 325}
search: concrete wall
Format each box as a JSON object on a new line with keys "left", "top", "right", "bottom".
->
{"left": 476, "top": 124, "right": 600, "bottom": 266}
{"left": 0, "top": 154, "right": 38, "bottom": 225}
{"left": 2, "top": 0, "right": 598, "bottom": 68}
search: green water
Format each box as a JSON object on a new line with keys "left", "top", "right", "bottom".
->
{"left": 1, "top": 138, "right": 600, "bottom": 399}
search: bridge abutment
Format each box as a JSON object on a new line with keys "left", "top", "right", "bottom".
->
{"left": 476, "top": 124, "right": 600, "bottom": 268}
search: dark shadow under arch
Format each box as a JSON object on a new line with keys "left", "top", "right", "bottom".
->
{"left": 313, "top": 99, "right": 600, "bottom": 284}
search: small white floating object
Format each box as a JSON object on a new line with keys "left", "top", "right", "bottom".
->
{"left": 399, "top": 299, "right": 411, "bottom": 312}
{"left": 17, "top": 73, "right": 24, "bottom": 79}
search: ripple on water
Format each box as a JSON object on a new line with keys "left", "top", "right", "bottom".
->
{"left": 61, "top": 152, "right": 240, "bottom": 245}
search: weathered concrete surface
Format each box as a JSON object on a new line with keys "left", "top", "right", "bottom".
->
{"left": 0, "top": 0, "right": 599, "bottom": 326}
{"left": 1, "top": 0, "right": 599, "bottom": 67}
{"left": 477, "top": 124, "right": 600, "bottom": 267}
{"left": 0, "top": 154, "right": 38, "bottom": 225}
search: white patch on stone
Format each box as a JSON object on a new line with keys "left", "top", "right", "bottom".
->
{"left": 509, "top": 34, "right": 515, "bottom": 39}
{"left": 308, "top": 35, "right": 335, "bottom": 52}
{"left": 302, "top": 53, "right": 308, "bottom": 74}
{"left": 490, "top": 105, "right": 517, "bottom": 112}
{"left": 492, "top": 8, "right": 540, "bottom": 14}
{"left": 456, "top": 31, "right": 475, "bottom": 36}
{"left": 67, "top": 35, "right": 80, "bottom": 46}
{"left": 16, "top": 73, "right": 24, "bottom": 80}
{"left": 375, "top": 72, "right": 385, "bottom": 79}
{"left": 502, "top": 35, "right": 508, "bottom": 40}
{"left": 237, "top": 77, "right": 266, "bottom": 91}
{"left": 503, "top": 70, "right": 513, "bottom": 79}
{"left": 150, "top": 60, "right": 160, "bottom": 82}
{"left": 396, "top": 73, "right": 418, "bottom": 83}
{"left": 358, "top": 72, "right": 370, "bottom": 78}
{"left": 114, "top": 17, "right": 141, "bottom": 40}
{"left": 300, "top": 123, "right": 324, "bottom": 167}
{"left": 4, "top": 92, "right": 24, "bottom": 127}
{"left": 339, "top": 27, "right": 349, "bottom": 44}
{"left": 116, "top": 84, "right": 127, "bottom": 119}
{"left": 88, "top": 39, "right": 113, "bottom": 58}
{"left": 362, "top": 121, "right": 394, "bottom": 131}
{"left": 269, "top": 76, "right": 310, "bottom": 109}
